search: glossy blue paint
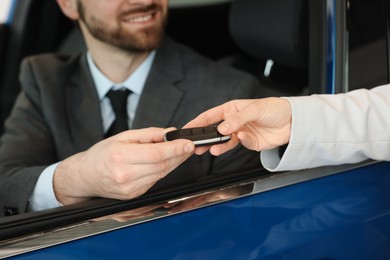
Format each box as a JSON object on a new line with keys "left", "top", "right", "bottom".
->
{"left": 326, "top": 0, "right": 336, "bottom": 94}
{"left": 12, "top": 162, "right": 390, "bottom": 260}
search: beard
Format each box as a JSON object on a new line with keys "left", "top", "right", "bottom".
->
{"left": 77, "top": 1, "right": 167, "bottom": 52}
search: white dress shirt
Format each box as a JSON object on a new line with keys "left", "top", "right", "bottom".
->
{"left": 29, "top": 51, "right": 156, "bottom": 211}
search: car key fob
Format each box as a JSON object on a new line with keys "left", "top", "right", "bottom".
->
{"left": 164, "top": 126, "right": 231, "bottom": 146}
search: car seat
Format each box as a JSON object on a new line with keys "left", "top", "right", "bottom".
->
{"left": 0, "top": 0, "right": 74, "bottom": 134}
{"left": 222, "top": 0, "right": 309, "bottom": 97}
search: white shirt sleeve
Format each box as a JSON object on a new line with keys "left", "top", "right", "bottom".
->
{"left": 261, "top": 84, "right": 390, "bottom": 171}
{"left": 28, "top": 163, "right": 62, "bottom": 211}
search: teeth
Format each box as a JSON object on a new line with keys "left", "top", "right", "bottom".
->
{"left": 127, "top": 14, "right": 152, "bottom": 23}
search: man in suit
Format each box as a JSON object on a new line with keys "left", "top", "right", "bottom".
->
{"left": 0, "top": 0, "right": 260, "bottom": 216}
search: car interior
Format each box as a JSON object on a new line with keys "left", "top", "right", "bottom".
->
{"left": 347, "top": 0, "right": 389, "bottom": 90}
{"left": 222, "top": 0, "right": 309, "bottom": 97}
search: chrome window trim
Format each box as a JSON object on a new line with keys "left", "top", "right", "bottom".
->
{"left": 0, "top": 160, "right": 378, "bottom": 259}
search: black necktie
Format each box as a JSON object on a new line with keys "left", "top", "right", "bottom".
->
{"left": 105, "top": 89, "right": 131, "bottom": 138}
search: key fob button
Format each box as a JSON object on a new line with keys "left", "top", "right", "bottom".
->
{"left": 190, "top": 127, "right": 204, "bottom": 135}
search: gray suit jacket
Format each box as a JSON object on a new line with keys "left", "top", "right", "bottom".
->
{"left": 0, "top": 37, "right": 261, "bottom": 216}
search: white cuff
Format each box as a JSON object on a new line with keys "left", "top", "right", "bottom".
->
{"left": 28, "top": 163, "right": 62, "bottom": 211}
{"left": 260, "top": 148, "right": 282, "bottom": 172}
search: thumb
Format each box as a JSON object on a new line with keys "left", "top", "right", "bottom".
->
{"left": 116, "top": 127, "right": 175, "bottom": 143}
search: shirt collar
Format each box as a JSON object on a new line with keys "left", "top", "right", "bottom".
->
{"left": 86, "top": 51, "right": 156, "bottom": 100}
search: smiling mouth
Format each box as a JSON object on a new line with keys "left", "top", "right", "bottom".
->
{"left": 121, "top": 3, "right": 161, "bottom": 24}
{"left": 125, "top": 13, "right": 154, "bottom": 23}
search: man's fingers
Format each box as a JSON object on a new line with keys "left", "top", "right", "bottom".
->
{"left": 116, "top": 127, "right": 173, "bottom": 143}
{"left": 121, "top": 139, "right": 195, "bottom": 164}
{"left": 194, "top": 146, "right": 210, "bottom": 155}
{"left": 117, "top": 154, "right": 191, "bottom": 198}
{"left": 103, "top": 153, "right": 191, "bottom": 200}
{"left": 136, "top": 153, "right": 190, "bottom": 179}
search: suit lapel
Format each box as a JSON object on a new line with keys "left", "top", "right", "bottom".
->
{"left": 132, "top": 38, "right": 185, "bottom": 129}
{"left": 64, "top": 38, "right": 185, "bottom": 148}
{"left": 66, "top": 54, "right": 104, "bottom": 151}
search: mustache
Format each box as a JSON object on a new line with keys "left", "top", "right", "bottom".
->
{"left": 120, "top": 3, "right": 161, "bottom": 17}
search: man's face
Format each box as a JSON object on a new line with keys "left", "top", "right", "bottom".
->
{"left": 77, "top": 0, "right": 168, "bottom": 52}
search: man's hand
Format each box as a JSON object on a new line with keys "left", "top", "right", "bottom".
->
{"left": 185, "top": 98, "right": 292, "bottom": 156}
{"left": 53, "top": 127, "right": 195, "bottom": 205}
